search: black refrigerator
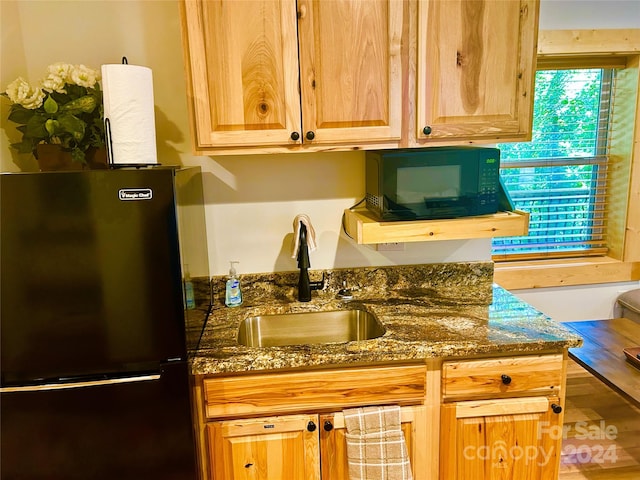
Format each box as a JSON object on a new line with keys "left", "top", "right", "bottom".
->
{"left": 0, "top": 166, "right": 211, "bottom": 479}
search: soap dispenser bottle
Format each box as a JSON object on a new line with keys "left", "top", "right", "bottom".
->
{"left": 225, "top": 261, "right": 243, "bottom": 307}
{"left": 184, "top": 264, "right": 196, "bottom": 310}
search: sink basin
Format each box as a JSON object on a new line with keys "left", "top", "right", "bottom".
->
{"left": 237, "top": 309, "right": 385, "bottom": 347}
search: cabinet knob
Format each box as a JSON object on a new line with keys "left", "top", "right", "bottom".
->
{"left": 290, "top": 131, "right": 300, "bottom": 141}
{"left": 423, "top": 126, "right": 432, "bottom": 135}
{"left": 305, "top": 131, "right": 315, "bottom": 141}
{"left": 501, "top": 374, "right": 512, "bottom": 385}
{"left": 323, "top": 420, "right": 334, "bottom": 432}
{"left": 551, "top": 403, "right": 563, "bottom": 414}
{"left": 307, "top": 421, "right": 317, "bottom": 432}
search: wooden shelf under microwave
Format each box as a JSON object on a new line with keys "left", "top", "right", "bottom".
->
{"left": 343, "top": 208, "right": 530, "bottom": 244}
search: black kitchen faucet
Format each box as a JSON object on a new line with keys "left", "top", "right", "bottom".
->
{"left": 297, "top": 224, "right": 324, "bottom": 302}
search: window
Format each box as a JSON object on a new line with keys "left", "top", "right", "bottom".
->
{"left": 492, "top": 67, "right": 615, "bottom": 260}
{"left": 493, "top": 31, "right": 640, "bottom": 289}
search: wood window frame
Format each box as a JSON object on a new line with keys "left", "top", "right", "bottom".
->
{"left": 494, "top": 29, "right": 640, "bottom": 289}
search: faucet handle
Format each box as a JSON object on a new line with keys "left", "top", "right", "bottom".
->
{"left": 310, "top": 272, "right": 326, "bottom": 291}
{"left": 337, "top": 280, "right": 353, "bottom": 300}
{"left": 309, "top": 272, "right": 326, "bottom": 290}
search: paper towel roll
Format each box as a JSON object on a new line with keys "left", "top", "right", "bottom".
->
{"left": 101, "top": 64, "right": 158, "bottom": 166}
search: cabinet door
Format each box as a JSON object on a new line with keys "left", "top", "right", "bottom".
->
{"left": 207, "top": 414, "right": 321, "bottom": 480}
{"left": 319, "top": 405, "right": 428, "bottom": 480}
{"left": 416, "top": 0, "right": 539, "bottom": 142}
{"left": 440, "top": 396, "right": 563, "bottom": 480}
{"left": 182, "top": 0, "right": 301, "bottom": 148}
{"left": 297, "top": 0, "right": 404, "bottom": 145}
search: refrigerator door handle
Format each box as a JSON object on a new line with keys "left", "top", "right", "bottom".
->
{"left": 0, "top": 373, "right": 161, "bottom": 393}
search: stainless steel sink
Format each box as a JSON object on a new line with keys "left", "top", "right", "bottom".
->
{"left": 237, "top": 309, "right": 385, "bottom": 347}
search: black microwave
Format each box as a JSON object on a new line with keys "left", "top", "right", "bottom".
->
{"left": 365, "top": 147, "right": 501, "bottom": 221}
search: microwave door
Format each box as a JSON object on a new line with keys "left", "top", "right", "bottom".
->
{"left": 383, "top": 196, "right": 417, "bottom": 220}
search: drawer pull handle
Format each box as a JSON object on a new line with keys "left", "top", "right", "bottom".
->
{"left": 551, "top": 403, "right": 563, "bottom": 414}
{"left": 307, "top": 421, "right": 317, "bottom": 432}
{"left": 501, "top": 374, "right": 512, "bottom": 385}
{"left": 323, "top": 420, "right": 334, "bottom": 432}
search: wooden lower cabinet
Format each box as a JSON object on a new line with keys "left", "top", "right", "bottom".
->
{"left": 440, "top": 396, "right": 564, "bottom": 480}
{"left": 196, "top": 354, "right": 567, "bottom": 480}
{"left": 319, "top": 406, "right": 427, "bottom": 480}
{"left": 207, "top": 406, "right": 427, "bottom": 480}
{"left": 207, "top": 414, "right": 321, "bottom": 480}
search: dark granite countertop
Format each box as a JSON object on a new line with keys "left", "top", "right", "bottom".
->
{"left": 190, "top": 262, "right": 582, "bottom": 376}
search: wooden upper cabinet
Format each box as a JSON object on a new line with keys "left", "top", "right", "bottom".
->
{"left": 416, "top": 0, "right": 539, "bottom": 143}
{"left": 181, "top": 0, "right": 404, "bottom": 153}
{"left": 181, "top": 0, "right": 539, "bottom": 153}
{"left": 182, "top": 0, "right": 301, "bottom": 149}
{"left": 297, "top": 0, "right": 403, "bottom": 145}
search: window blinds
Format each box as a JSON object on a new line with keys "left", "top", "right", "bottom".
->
{"left": 492, "top": 68, "right": 615, "bottom": 260}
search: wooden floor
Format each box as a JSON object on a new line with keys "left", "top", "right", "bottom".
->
{"left": 559, "top": 359, "right": 640, "bottom": 479}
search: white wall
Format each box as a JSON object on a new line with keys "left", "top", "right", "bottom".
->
{"left": 509, "top": 281, "right": 640, "bottom": 322}
{"left": 202, "top": 152, "right": 493, "bottom": 275}
{"left": 539, "top": 0, "right": 640, "bottom": 29}
{"left": 1, "top": 1, "right": 638, "bottom": 319}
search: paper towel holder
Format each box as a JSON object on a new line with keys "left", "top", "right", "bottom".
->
{"left": 104, "top": 117, "right": 157, "bottom": 169}
{"left": 102, "top": 56, "right": 160, "bottom": 169}
{"left": 104, "top": 117, "right": 114, "bottom": 168}
{"left": 103, "top": 56, "right": 128, "bottom": 169}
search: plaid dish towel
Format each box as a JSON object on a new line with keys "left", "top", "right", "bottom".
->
{"left": 343, "top": 405, "right": 413, "bottom": 480}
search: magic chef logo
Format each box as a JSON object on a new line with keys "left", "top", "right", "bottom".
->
{"left": 118, "top": 188, "right": 153, "bottom": 201}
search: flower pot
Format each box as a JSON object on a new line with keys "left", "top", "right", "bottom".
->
{"left": 35, "top": 145, "right": 108, "bottom": 171}
{"left": 85, "top": 147, "right": 108, "bottom": 170}
{"left": 35, "top": 144, "right": 82, "bottom": 171}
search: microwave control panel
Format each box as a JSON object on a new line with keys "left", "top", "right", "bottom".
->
{"left": 478, "top": 158, "right": 500, "bottom": 207}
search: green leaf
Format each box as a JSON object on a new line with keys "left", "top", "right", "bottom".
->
{"left": 10, "top": 140, "right": 36, "bottom": 154}
{"left": 61, "top": 95, "right": 96, "bottom": 114}
{"left": 57, "top": 113, "right": 86, "bottom": 141}
{"left": 23, "top": 115, "right": 48, "bottom": 139}
{"left": 71, "top": 147, "right": 86, "bottom": 164}
{"left": 43, "top": 95, "right": 59, "bottom": 114}
{"left": 65, "top": 84, "right": 86, "bottom": 99}
{"left": 45, "top": 119, "right": 60, "bottom": 136}
{"left": 7, "top": 104, "right": 34, "bottom": 124}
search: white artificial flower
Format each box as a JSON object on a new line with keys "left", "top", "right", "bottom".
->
{"left": 41, "top": 63, "right": 73, "bottom": 93}
{"left": 47, "top": 62, "right": 73, "bottom": 79}
{"left": 5, "top": 77, "right": 45, "bottom": 109}
{"left": 5, "top": 77, "right": 29, "bottom": 103}
{"left": 47, "top": 62, "right": 73, "bottom": 81}
{"left": 70, "top": 64, "right": 99, "bottom": 88}
{"left": 41, "top": 73, "right": 67, "bottom": 93}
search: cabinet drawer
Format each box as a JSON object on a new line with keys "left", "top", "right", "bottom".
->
{"left": 442, "top": 354, "right": 563, "bottom": 400}
{"left": 203, "top": 364, "right": 427, "bottom": 419}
